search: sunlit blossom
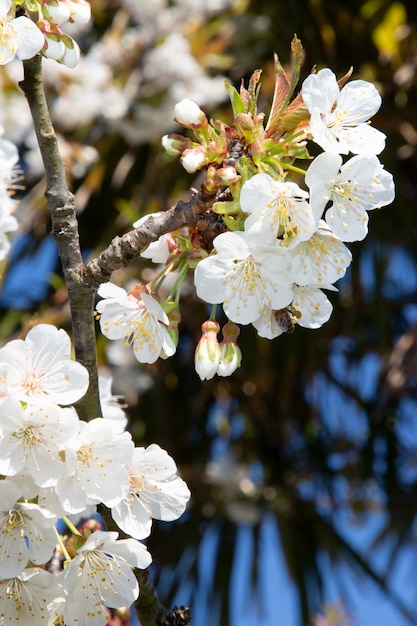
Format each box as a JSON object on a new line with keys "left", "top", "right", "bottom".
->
{"left": 305, "top": 152, "right": 395, "bottom": 241}
{"left": 111, "top": 444, "right": 191, "bottom": 539}
{"left": 0, "top": 323, "right": 89, "bottom": 406}
{"left": 194, "top": 231, "right": 293, "bottom": 325}
{"left": 96, "top": 282, "right": 176, "bottom": 364}
{"left": 301, "top": 68, "right": 386, "bottom": 155}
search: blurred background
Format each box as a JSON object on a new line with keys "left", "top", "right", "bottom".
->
{"left": 1, "top": 1, "right": 417, "bottom": 624}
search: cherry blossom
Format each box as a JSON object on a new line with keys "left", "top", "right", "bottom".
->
{"left": 241, "top": 173, "right": 315, "bottom": 247}
{"left": 111, "top": 444, "right": 191, "bottom": 539}
{"left": 301, "top": 68, "right": 386, "bottom": 155}
{"left": 55, "top": 417, "right": 134, "bottom": 514}
{"left": 0, "top": 480, "right": 57, "bottom": 577}
{"left": 63, "top": 531, "right": 152, "bottom": 626}
{"left": 0, "top": 397, "right": 78, "bottom": 487}
{"left": 0, "top": 0, "right": 44, "bottom": 65}
{"left": 305, "top": 152, "right": 395, "bottom": 241}
{"left": 96, "top": 282, "right": 176, "bottom": 364}
{"left": 0, "top": 323, "right": 89, "bottom": 406}
{"left": 0, "top": 568, "right": 64, "bottom": 625}
{"left": 288, "top": 221, "right": 352, "bottom": 286}
{"left": 194, "top": 231, "right": 294, "bottom": 325}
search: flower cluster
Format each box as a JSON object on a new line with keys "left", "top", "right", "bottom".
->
{"left": 0, "top": 0, "right": 91, "bottom": 68}
{"left": 96, "top": 39, "right": 394, "bottom": 380}
{"left": 0, "top": 323, "right": 190, "bottom": 625}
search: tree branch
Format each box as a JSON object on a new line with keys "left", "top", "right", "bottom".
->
{"left": 20, "top": 54, "right": 101, "bottom": 422}
{"left": 81, "top": 192, "right": 219, "bottom": 288}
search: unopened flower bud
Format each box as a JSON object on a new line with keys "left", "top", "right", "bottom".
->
{"left": 181, "top": 146, "right": 207, "bottom": 173}
{"left": 42, "top": 30, "right": 66, "bottom": 61}
{"left": 214, "top": 166, "right": 239, "bottom": 185}
{"left": 195, "top": 320, "right": 221, "bottom": 381}
{"left": 41, "top": 0, "right": 71, "bottom": 24}
{"left": 161, "top": 134, "right": 192, "bottom": 156}
{"left": 174, "top": 98, "right": 208, "bottom": 129}
{"left": 59, "top": 33, "right": 80, "bottom": 68}
{"left": 235, "top": 113, "right": 254, "bottom": 131}
{"left": 217, "top": 322, "right": 242, "bottom": 377}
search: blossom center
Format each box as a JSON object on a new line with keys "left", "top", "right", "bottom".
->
{"left": 22, "top": 369, "right": 45, "bottom": 395}
{"left": 129, "top": 474, "right": 145, "bottom": 493}
{"left": 12, "top": 424, "right": 43, "bottom": 447}
{"left": 76, "top": 444, "right": 96, "bottom": 468}
{"left": 0, "top": 19, "right": 18, "bottom": 57}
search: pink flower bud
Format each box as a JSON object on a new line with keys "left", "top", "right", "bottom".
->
{"left": 214, "top": 166, "right": 239, "bottom": 184}
{"left": 194, "top": 320, "right": 221, "bottom": 381}
{"left": 174, "top": 98, "right": 208, "bottom": 129}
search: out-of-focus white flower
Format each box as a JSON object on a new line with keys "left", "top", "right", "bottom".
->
{"left": 64, "top": 0, "right": 91, "bottom": 24}
{"left": 0, "top": 0, "right": 44, "bottom": 65}
{"left": 56, "top": 417, "right": 134, "bottom": 514}
{"left": 63, "top": 530, "right": 152, "bottom": 626}
{"left": 305, "top": 151, "right": 395, "bottom": 241}
{"left": 0, "top": 129, "right": 19, "bottom": 259}
{"left": 96, "top": 282, "right": 176, "bottom": 364}
{"left": 241, "top": 173, "right": 315, "bottom": 248}
{"left": 98, "top": 374, "right": 128, "bottom": 433}
{"left": 0, "top": 397, "right": 78, "bottom": 486}
{"left": 0, "top": 480, "right": 57, "bottom": 577}
{"left": 111, "top": 444, "right": 191, "bottom": 539}
{"left": 301, "top": 68, "right": 386, "bottom": 155}
{"left": 194, "top": 231, "right": 293, "bottom": 325}
{"left": 0, "top": 323, "right": 89, "bottom": 406}
{"left": 0, "top": 568, "right": 64, "bottom": 625}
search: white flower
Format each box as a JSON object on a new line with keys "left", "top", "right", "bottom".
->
{"left": 301, "top": 68, "right": 386, "bottom": 155}
{"left": 0, "top": 480, "right": 57, "bottom": 577}
{"left": 194, "top": 231, "right": 293, "bottom": 325}
{"left": 305, "top": 152, "right": 395, "bottom": 241}
{"left": 63, "top": 530, "right": 152, "bottom": 626}
{"left": 96, "top": 282, "right": 176, "bottom": 364}
{"left": 291, "top": 284, "right": 334, "bottom": 329}
{"left": 0, "top": 323, "right": 89, "bottom": 406}
{"left": 56, "top": 418, "right": 134, "bottom": 514}
{"left": 0, "top": 0, "right": 44, "bottom": 64}
{"left": 0, "top": 397, "right": 78, "bottom": 486}
{"left": 241, "top": 173, "right": 315, "bottom": 247}
{"left": 289, "top": 221, "right": 352, "bottom": 285}
{"left": 111, "top": 444, "right": 191, "bottom": 540}
{"left": 0, "top": 568, "right": 64, "bottom": 625}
